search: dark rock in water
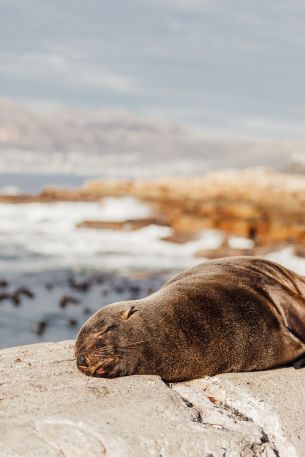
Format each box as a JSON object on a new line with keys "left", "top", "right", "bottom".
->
{"left": 0, "top": 293, "right": 10, "bottom": 302}
{"left": 69, "top": 278, "right": 90, "bottom": 293}
{"left": 68, "top": 318, "right": 78, "bottom": 327}
{"left": 36, "top": 321, "right": 47, "bottom": 336}
{"left": 115, "top": 285, "right": 124, "bottom": 294}
{"left": 92, "top": 274, "right": 105, "bottom": 285}
{"left": 11, "top": 294, "right": 21, "bottom": 306}
{"left": 83, "top": 307, "right": 92, "bottom": 315}
{"left": 0, "top": 280, "right": 8, "bottom": 288}
{"left": 15, "top": 287, "right": 35, "bottom": 299}
{"left": 10, "top": 287, "right": 35, "bottom": 306}
{"left": 45, "top": 282, "right": 54, "bottom": 290}
{"left": 101, "top": 289, "right": 109, "bottom": 297}
{"left": 129, "top": 284, "right": 141, "bottom": 294}
{"left": 59, "top": 295, "right": 80, "bottom": 308}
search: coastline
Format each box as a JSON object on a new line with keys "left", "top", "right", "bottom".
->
{"left": 1, "top": 168, "right": 305, "bottom": 249}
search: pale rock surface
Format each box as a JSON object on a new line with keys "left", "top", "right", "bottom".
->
{"left": 0, "top": 340, "right": 304, "bottom": 457}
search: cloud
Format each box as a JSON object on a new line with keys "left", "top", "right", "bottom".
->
{"left": 1, "top": 0, "right": 305, "bottom": 140}
{"left": 146, "top": 0, "right": 217, "bottom": 9}
{"left": 232, "top": 116, "right": 305, "bottom": 140}
{"left": 0, "top": 53, "right": 136, "bottom": 94}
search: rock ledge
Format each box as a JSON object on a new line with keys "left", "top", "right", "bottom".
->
{"left": 0, "top": 340, "right": 304, "bottom": 456}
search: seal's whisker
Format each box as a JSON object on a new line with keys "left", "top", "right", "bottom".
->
{"left": 91, "top": 348, "right": 122, "bottom": 358}
{"left": 53, "top": 358, "right": 76, "bottom": 364}
{"left": 116, "top": 340, "right": 150, "bottom": 348}
{"left": 92, "top": 351, "right": 114, "bottom": 358}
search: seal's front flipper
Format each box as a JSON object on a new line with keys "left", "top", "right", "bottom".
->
{"left": 269, "top": 289, "right": 305, "bottom": 345}
{"left": 293, "top": 354, "right": 305, "bottom": 369}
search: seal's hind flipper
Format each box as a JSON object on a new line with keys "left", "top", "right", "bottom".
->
{"left": 293, "top": 354, "right": 305, "bottom": 369}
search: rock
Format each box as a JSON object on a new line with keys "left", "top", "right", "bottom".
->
{"left": 59, "top": 295, "right": 80, "bottom": 308}
{"left": 76, "top": 217, "right": 164, "bottom": 231}
{"left": 68, "top": 318, "right": 78, "bottom": 327}
{"left": 195, "top": 242, "right": 284, "bottom": 259}
{"left": 81, "top": 169, "right": 305, "bottom": 247}
{"left": 11, "top": 293, "right": 21, "bottom": 306}
{"left": 114, "top": 285, "right": 125, "bottom": 294}
{"left": 294, "top": 245, "right": 305, "bottom": 258}
{"left": 0, "top": 288, "right": 35, "bottom": 306}
{"left": 0, "top": 340, "right": 304, "bottom": 456}
{"left": 162, "top": 232, "right": 200, "bottom": 244}
{"left": 0, "top": 292, "right": 10, "bottom": 302}
{"left": 0, "top": 280, "right": 8, "bottom": 288}
{"left": 34, "top": 320, "right": 47, "bottom": 336}
{"left": 14, "top": 287, "right": 35, "bottom": 299}
{"left": 12, "top": 287, "right": 35, "bottom": 302}
{"left": 45, "top": 282, "right": 54, "bottom": 290}
{"left": 2, "top": 168, "right": 305, "bottom": 247}
{"left": 68, "top": 278, "right": 91, "bottom": 293}
{"left": 83, "top": 307, "right": 92, "bottom": 315}
{"left": 195, "top": 246, "right": 254, "bottom": 259}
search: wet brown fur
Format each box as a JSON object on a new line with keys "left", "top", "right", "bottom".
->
{"left": 75, "top": 257, "right": 305, "bottom": 382}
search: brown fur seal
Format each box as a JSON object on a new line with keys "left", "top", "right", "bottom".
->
{"left": 75, "top": 257, "right": 305, "bottom": 382}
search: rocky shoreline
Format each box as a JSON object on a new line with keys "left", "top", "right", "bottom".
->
{"left": 74, "top": 168, "right": 305, "bottom": 248}
{"left": 2, "top": 168, "right": 305, "bottom": 257}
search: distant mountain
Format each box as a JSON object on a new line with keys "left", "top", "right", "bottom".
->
{"left": 0, "top": 97, "right": 187, "bottom": 154}
{"left": 0, "top": 97, "right": 305, "bottom": 177}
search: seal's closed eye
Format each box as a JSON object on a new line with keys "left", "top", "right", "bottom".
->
{"left": 77, "top": 355, "right": 88, "bottom": 368}
{"left": 105, "top": 324, "right": 117, "bottom": 332}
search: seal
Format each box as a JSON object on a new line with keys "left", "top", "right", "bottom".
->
{"left": 75, "top": 257, "right": 305, "bottom": 382}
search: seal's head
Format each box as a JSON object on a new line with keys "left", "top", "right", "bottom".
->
{"left": 75, "top": 301, "right": 142, "bottom": 378}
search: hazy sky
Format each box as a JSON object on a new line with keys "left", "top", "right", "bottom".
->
{"left": 1, "top": 0, "right": 305, "bottom": 139}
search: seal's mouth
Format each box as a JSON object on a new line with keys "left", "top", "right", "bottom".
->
{"left": 76, "top": 361, "right": 113, "bottom": 377}
{"left": 76, "top": 352, "right": 120, "bottom": 378}
{"left": 94, "top": 366, "right": 108, "bottom": 377}
{"left": 93, "top": 362, "right": 115, "bottom": 378}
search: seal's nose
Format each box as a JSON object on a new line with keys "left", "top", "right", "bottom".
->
{"left": 77, "top": 354, "right": 88, "bottom": 367}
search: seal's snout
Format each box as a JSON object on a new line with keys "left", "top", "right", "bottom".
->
{"left": 77, "top": 354, "right": 88, "bottom": 368}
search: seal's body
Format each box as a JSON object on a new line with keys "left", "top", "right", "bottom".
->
{"left": 75, "top": 257, "right": 305, "bottom": 382}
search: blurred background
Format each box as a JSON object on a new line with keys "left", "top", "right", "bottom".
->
{"left": 1, "top": 0, "right": 305, "bottom": 347}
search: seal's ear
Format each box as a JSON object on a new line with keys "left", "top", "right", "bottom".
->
{"left": 121, "top": 305, "right": 137, "bottom": 319}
